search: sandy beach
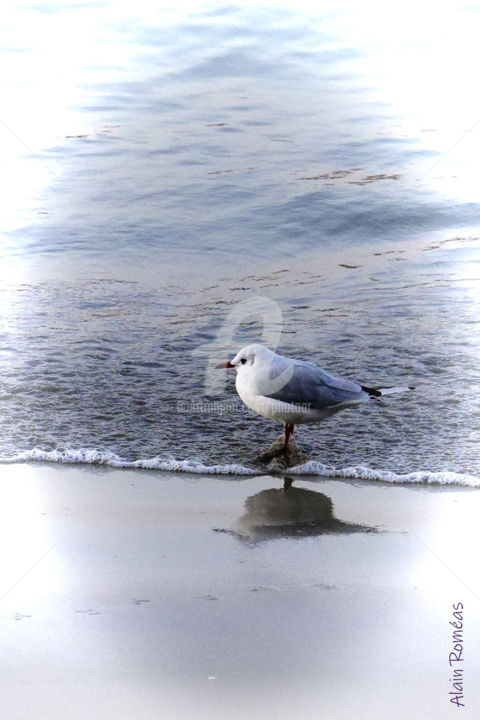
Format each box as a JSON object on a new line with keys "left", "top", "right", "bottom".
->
{"left": 1, "top": 463, "right": 479, "bottom": 720}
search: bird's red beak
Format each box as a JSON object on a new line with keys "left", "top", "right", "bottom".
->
{"left": 215, "top": 361, "right": 235, "bottom": 369}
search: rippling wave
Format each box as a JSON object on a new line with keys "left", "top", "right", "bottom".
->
{"left": 3, "top": 447, "right": 479, "bottom": 487}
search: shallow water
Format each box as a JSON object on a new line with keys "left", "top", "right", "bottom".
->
{"left": 1, "top": 1, "right": 480, "bottom": 483}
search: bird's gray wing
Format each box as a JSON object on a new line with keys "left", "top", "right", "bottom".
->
{"left": 264, "top": 358, "right": 363, "bottom": 409}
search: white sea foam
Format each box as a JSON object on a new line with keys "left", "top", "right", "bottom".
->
{"left": 286, "top": 461, "right": 480, "bottom": 486}
{"left": 1, "top": 447, "right": 479, "bottom": 486}
{"left": 0, "top": 447, "right": 257, "bottom": 476}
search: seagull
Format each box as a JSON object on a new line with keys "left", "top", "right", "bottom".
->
{"left": 218, "top": 343, "right": 411, "bottom": 449}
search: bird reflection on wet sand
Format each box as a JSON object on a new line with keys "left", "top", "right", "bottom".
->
{"left": 216, "top": 478, "right": 376, "bottom": 542}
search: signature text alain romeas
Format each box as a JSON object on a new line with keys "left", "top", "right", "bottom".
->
{"left": 448, "top": 602, "right": 464, "bottom": 708}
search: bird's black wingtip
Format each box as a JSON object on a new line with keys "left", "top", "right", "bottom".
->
{"left": 361, "top": 385, "right": 382, "bottom": 397}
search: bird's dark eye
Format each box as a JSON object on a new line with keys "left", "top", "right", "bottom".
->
{"left": 240, "top": 357, "right": 247, "bottom": 364}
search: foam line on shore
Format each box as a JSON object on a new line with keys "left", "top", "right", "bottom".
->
{"left": 1, "top": 447, "right": 479, "bottom": 486}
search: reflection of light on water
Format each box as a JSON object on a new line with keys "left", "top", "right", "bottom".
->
{"left": 449, "top": 243, "right": 480, "bottom": 331}
{"left": 0, "top": 153, "right": 52, "bottom": 234}
{"left": 464, "top": 259, "right": 480, "bottom": 310}
{"left": 326, "top": 1, "right": 480, "bottom": 202}
{"left": 0, "top": 1, "right": 147, "bottom": 235}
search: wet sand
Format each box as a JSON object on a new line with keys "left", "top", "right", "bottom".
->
{"left": 1, "top": 463, "right": 480, "bottom": 719}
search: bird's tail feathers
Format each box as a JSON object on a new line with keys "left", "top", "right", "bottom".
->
{"left": 362, "top": 384, "right": 415, "bottom": 397}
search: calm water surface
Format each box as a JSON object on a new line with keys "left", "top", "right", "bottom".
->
{"left": 1, "top": 1, "right": 479, "bottom": 480}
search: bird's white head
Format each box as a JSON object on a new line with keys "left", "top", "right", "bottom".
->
{"left": 216, "top": 343, "right": 273, "bottom": 372}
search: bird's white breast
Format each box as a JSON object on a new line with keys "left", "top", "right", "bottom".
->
{"left": 235, "top": 370, "right": 319, "bottom": 424}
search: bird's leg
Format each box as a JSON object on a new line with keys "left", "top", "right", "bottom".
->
{"left": 283, "top": 423, "right": 295, "bottom": 450}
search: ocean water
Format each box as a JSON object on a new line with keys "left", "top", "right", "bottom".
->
{"left": 1, "top": 0, "right": 480, "bottom": 484}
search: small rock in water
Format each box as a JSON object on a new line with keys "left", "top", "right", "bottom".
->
{"left": 256, "top": 434, "right": 307, "bottom": 470}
